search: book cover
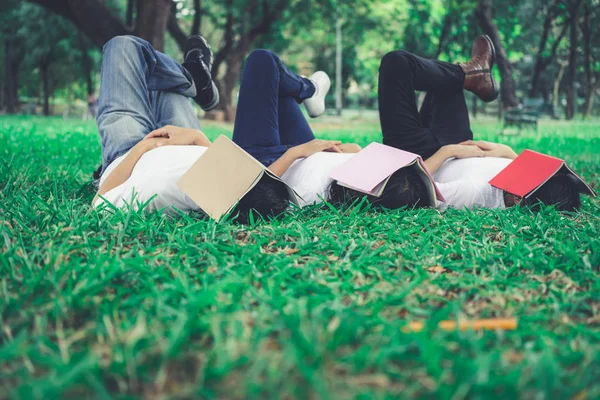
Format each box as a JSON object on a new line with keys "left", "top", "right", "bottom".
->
{"left": 329, "top": 142, "right": 445, "bottom": 203}
{"left": 177, "top": 135, "right": 300, "bottom": 221}
{"left": 489, "top": 149, "right": 596, "bottom": 198}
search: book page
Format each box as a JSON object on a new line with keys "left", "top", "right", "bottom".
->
{"left": 411, "top": 162, "right": 436, "bottom": 207}
{"left": 563, "top": 164, "right": 597, "bottom": 196}
{"left": 177, "top": 135, "right": 265, "bottom": 220}
{"left": 337, "top": 176, "right": 390, "bottom": 197}
{"left": 527, "top": 163, "right": 598, "bottom": 198}
{"left": 489, "top": 149, "right": 564, "bottom": 197}
{"left": 329, "top": 143, "right": 419, "bottom": 193}
{"left": 264, "top": 169, "right": 303, "bottom": 205}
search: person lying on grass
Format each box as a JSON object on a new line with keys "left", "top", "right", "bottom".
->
{"left": 92, "top": 34, "right": 218, "bottom": 212}
{"left": 227, "top": 50, "right": 580, "bottom": 215}
{"left": 92, "top": 36, "right": 358, "bottom": 220}
{"left": 228, "top": 49, "right": 363, "bottom": 211}
{"left": 227, "top": 50, "right": 520, "bottom": 213}
{"left": 329, "top": 35, "right": 582, "bottom": 212}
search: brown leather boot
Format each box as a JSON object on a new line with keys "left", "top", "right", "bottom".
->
{"left": 459, "top": 35, "right": 499, "bottom": 103}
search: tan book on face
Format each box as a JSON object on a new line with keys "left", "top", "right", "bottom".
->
{"left": 177, "top": 135, "right": 301, "bottom": 221}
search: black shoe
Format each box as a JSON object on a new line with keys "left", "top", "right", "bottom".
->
{"left": 182, "top": 35, "right": 220, "bottom": 111}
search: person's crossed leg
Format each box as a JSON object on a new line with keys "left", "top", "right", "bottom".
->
{"left": 96, "top": 35, "right": 214, "bottom": 176}
{"left": 93, "top": 35, "right": 217, "bottom": 211}
{"left": 231, "top": 49, "right": 366, "bottom": 211}
{"left": 232, "top": 49, "right": 325, "bottom": 166}
{"left": 378, "top": 35, "right": 498, "bottom": 159}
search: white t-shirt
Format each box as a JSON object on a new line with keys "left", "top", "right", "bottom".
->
{"left": 281, "top": 152, "right": 356, "bottom": 206}
{"left": 434, "top": 157, "right": 512, "bottom": 183}
{"left": 433, "top": 157, "right": 512, "bottom": 210}
{"left": 95, "top": 145, "right": 208, "bottom": 213}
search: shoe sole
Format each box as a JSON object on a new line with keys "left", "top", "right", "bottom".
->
{"left": 307, "top": 73, "right": 331, "bottom": 118}
{"left": 184, "top": 35, "right": 213, "bottom": 66}
{"left": 481, "top": 34, "right": 499, "bottom": 103}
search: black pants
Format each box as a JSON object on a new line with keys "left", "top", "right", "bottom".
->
{"left": 378, "top": 50, "right": 473, "bottom": 160}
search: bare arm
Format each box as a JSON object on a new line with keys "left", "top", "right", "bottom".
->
{"left": 93, "top": 126, "right": 212, "bottom": 206}
{"left": 93, "top": 139, "right": 158, "bottom": 205}
{"left": 424, "top": 144, "right": 486, "bottom": 174}
{"left": 268, "top": 139, "right": 343, "bottom": 176}
{"left": 144, "top": 125, "right": 211, "bottom": 147}
{"left": 459, "top": 140, "right": 518, "bottom": 159}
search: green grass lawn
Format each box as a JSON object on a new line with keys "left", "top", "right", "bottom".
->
{"left": 1, "top": 115, "right": 599, "bottom": 399}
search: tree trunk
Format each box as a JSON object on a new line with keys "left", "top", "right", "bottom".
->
{"left": 335, "top": 16, "right": 343, "bottom": 115}
{"left": 191, "top": 0, "right": 202, "bottom": 35}
{"left": 210, "top": 0, "right": 289, "bottom": 121}
{"left": 77, "top": 33, "right": 94, "bottom": 96}
{"left": 29, "top": 0, "right": 129, "bottom": 48}
{"left": 168, "top": 2, "right": 187, "bottom": 51}
{"left": 529, "top": 21, "right": 569, "bottom": 98}
{"left": 565, "top": 0, "right": 581, "bottom": 120}
{"left": 126, "top": 0, "right": 135, "bottom": 28}
{"left": 210, "top": 3, "right": 235, "bottom": 119}
{"left": 136, "top": 0, "right": 171, "bottom": 52}
{"left": 553, "top": 60, "right": 567, "bottom": 116}
{"left": 475, "top": 0, "right": 519, "bottom": 109}
{"left": 530, "top": 0, "right": 562, "bottom": 97}
{"left": 583, "top": 82, "right": 598, "bottom": 116}
{"left": 40, "top": 61, "right": 51, "bottom": 116}
{"left": 3, "top": 39, "right": 21, "bottom": 114}
{"left": 215, "top": 48, "right": 245, "bottom": 121}
{"left": 435, "top": 12, "right": 453, "bottom": 59}
{"left": 581, "top": 3, "right": 595, "bottom": 118}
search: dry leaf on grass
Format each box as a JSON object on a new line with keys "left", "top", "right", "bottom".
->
{"left": 351, "top": 374, "right": 391, "bottom": 388}
{"left": 371, "top": 240, "right": 386, "bottom": 250}
{"left": 426, "top": 265, "right": 447, "bottom": 273}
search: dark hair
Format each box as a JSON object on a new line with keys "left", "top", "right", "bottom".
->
{"left": 233, "top": 175, "right": 290, "bottom": 223}
{"left": 328, "top": 167, "right": 431, "bottom": 210}
{"left": 523, "top": 172, "right": 582, "bottom": 211}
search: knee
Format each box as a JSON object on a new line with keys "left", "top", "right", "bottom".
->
{"left": 245, "top": 49, "right": 276, "bottom": 65}
{"left": 103, "top": 35, "right": 146, "bottom": 55}
{"left": 380, "top": 50, "right": 412, "bottom": 72}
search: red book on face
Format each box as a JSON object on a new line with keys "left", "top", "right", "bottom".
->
{"left": 488, "top": 150, "right": 597, "bottom": 198}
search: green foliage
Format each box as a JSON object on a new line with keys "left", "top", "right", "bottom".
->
{"left": 0, "top": 1, "right": 101, "bottom": 106}
{"left": 3, "top": 0, "right": 600, "bottom": 115}
{"left": 1, "top": 116, "right": 599, "bottom": 398}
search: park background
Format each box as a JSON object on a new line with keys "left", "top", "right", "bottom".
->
{"left": 1, "top": 0, "right": 600, "bottom": 399}
{"left": 2, "top": 0, "right": 600, "bottom": 119}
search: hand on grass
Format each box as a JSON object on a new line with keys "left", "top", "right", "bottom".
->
{"left": 458, "top": 140, "right": 518, "bottom": 159}
{"left": 292, "top": 139, "right": 343, "bottom": 158}
{"left": 144, "top": 125, "right": 209, "bottom": 147}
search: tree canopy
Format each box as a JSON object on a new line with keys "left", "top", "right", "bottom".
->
{"left": 1, "top": 0, "right": 599, "bottom": 119}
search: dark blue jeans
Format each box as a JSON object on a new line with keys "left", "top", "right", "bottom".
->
{"left": 232, "top": 50, "right": 316, "bottom": 166}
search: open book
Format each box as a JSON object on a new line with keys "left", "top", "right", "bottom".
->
{"left": 329, "top": 142, "right": 445, "bottom": 207}
{"left": 177, "top": 135, "right": 301, "bottom": 221}
{"left": 489, "top": 149, "right": 597, "bottom": 198}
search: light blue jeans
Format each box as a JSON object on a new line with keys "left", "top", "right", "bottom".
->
{"left": 96, "top": 35, "right": 202, "bottom": 175}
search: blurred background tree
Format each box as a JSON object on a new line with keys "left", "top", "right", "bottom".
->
{"left": 0, "top": 0, "right": 598, "bottom": 120}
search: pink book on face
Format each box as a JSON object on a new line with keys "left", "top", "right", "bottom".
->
{"left": 329, "top": 142, "right": 445, "bottom": 206}
{"left": 489, "top": 149, "right": 596, "bottom": 198}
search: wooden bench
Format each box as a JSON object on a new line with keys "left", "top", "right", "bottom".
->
{"left": 501, "top": 98, "right": 546, "bottom": 134}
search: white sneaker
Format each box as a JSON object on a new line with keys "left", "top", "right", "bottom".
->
{"left": 303, "top": 71, "right": 331, "bottom": 118}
